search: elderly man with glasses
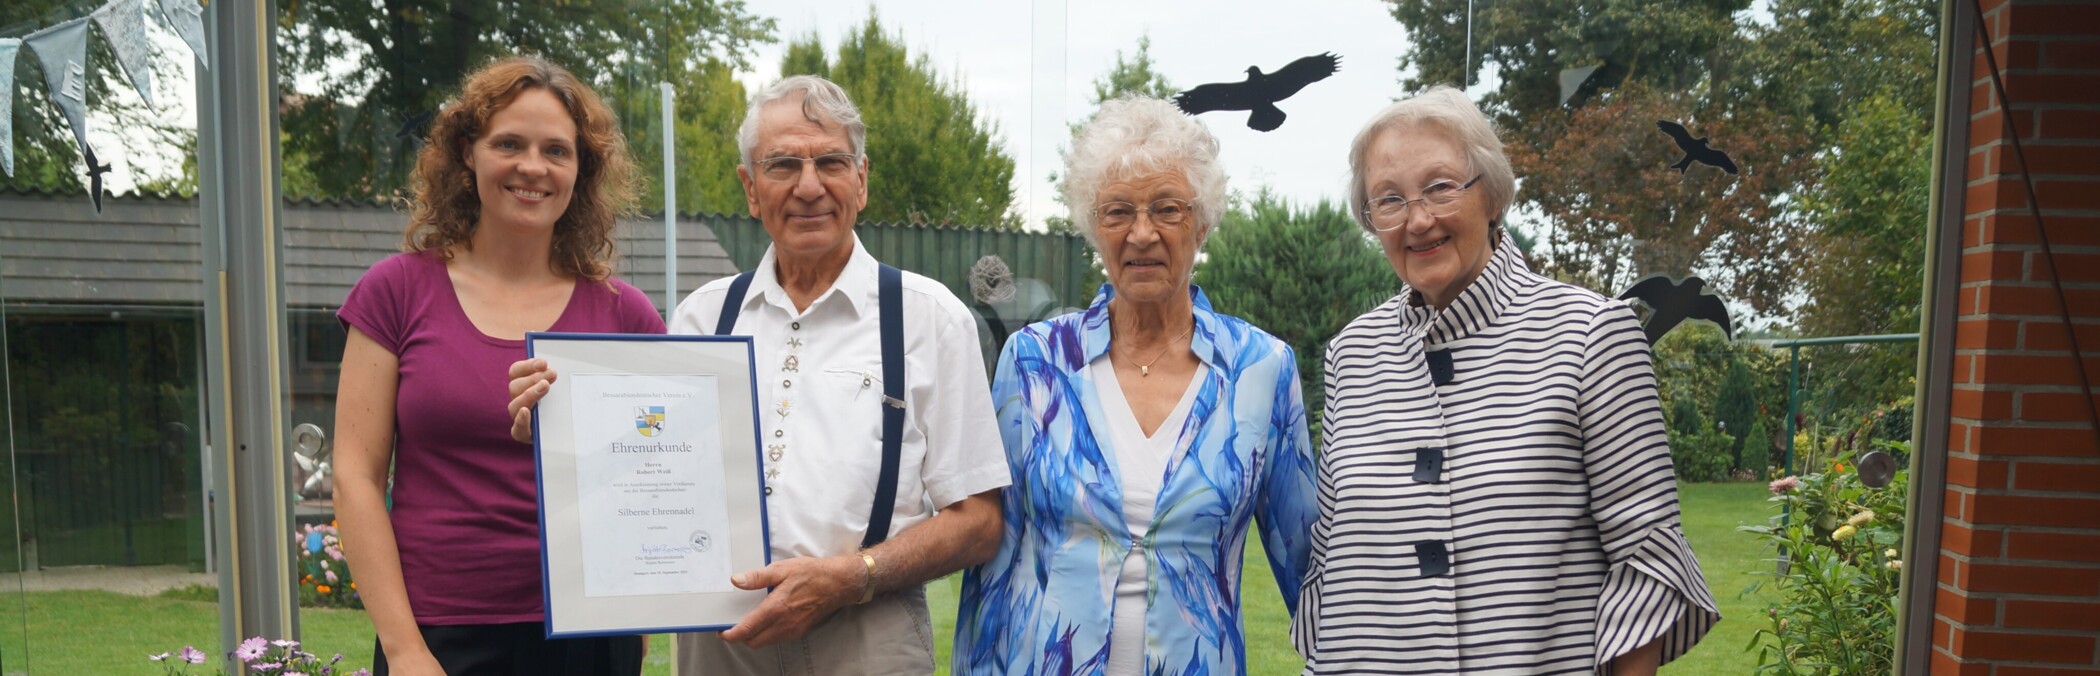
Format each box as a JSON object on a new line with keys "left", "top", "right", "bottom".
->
{"left": 510, "top": 74, "right": 1009, "bottom": 675}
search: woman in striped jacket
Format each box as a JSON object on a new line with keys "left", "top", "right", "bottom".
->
{"left": 1295, "top": 86, "right": 1721, "bottom": 675}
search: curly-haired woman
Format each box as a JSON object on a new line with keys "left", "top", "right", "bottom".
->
{"left": 333, "top": 56, "right": 664, "bottom": 676}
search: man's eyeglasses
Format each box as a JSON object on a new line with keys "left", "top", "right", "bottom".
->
{"left": 754, "top": 153, "right": 860, "bottom": 182}
{"left": 1093, "top": 198, "right": 1198, "bottom": 231}
{"left": 1362, "top": 173, "right": 1483, "bottom": 231}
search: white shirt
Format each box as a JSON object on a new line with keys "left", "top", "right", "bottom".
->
{"left": 669, "top": 235, "right": 1011, "bottom": 561}
{"left": 1090, "top": 357, "right": 1206, "bottom": 676}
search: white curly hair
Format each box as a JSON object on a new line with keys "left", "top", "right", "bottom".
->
{"left": 1062, "top": 96, "right": 1229, "bottom": 250}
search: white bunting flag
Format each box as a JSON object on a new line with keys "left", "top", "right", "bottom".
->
{"left": 93, "top": 0, "right": 157, "bottom": 109}
{"left": 0, "top": 38, "right": 18, "bottom": 176}
{"left": 24, "top": 17, "right": 94, "bottom": 161}
{"left": 155, "top": 0, "right": 208, "bottom": 70}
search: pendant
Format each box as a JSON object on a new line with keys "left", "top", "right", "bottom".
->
{"left": 1140, "top": 365, "right": 1150, "bottom": 377}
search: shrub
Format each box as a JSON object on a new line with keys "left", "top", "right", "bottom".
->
{"left": 296, "top": 521, "right": 361, "bottom": 609}
{"left": 1741, "top": 449, "right": 1909, "bottom": 675}
{"left": 1669, "top": 421, "right": 1734, "bottom": 483}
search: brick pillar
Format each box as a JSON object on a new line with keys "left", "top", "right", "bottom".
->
{"left": 1934, "top": 0, "right": 2100, "bottom": 672}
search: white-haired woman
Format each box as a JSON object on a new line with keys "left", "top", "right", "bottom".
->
{"left": 1294, "top": 86, "right": 1721, "bottom": 674}
{"left": 952, "top": 97, "right": 1320, "bottom": 675}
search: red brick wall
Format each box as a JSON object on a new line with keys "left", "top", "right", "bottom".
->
{"left": 1936, "top": 0, "right": 2100, "bottom": 672}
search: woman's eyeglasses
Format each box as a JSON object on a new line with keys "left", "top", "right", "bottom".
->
{"left": 1362, "top": 174, "right": 1482, "bottom": 231}
{"left": 1093, "top": 198, "right": 1198, "bottom": 231}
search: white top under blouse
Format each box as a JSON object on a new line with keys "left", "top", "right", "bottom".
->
{"left": 1092, "top": 356, "right": 1208, "bottom": 676}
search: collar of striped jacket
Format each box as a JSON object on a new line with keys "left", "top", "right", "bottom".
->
{"left": 1396, "top": 230, "right": 1529, "bottom": 344}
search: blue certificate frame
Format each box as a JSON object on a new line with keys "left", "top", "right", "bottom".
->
{"left": 527, "top": 332, "right": 771, "bottom": 638}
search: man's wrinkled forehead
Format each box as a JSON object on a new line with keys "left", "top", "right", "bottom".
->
{"left": 752, "top": 94, "right": 853, "bottom": 157}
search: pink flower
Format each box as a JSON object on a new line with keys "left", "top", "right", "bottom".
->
{"left": 325, "top": 570, "right": 339, "bottom": 584}
{"left": 149, "top": 653, "right": 171, "bottom": 661}
{"left": 326, "top": 546, "right": 344, "bottom": 561}
{"left": 236, "top": 637, "right": 269, "bottom": 661}
{"left": 1768, "top": 476, "right": 1801, "bottom": 494}
{"left": 180, "top": 646, "right": 207, "bottom": 664}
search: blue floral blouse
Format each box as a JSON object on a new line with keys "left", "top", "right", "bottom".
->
{"left": 953, "top": 285, "right": 1321, "bottom": 676}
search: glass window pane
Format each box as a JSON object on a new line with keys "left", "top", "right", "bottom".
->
{"left": 2, "top": 0, "right": 218, "bottom": 667}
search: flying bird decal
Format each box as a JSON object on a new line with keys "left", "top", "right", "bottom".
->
{"left": 1617, "top": 275, "right": 1734, "bottom": 344}
{"left": 1174, "top": 53, "right": 1341, "bottom": 132}
{"left": 85, "top": 145, "right": 112, "bottom": 213}
{"left": 1657, "top": 119, "right": 1739, "bottom": 175}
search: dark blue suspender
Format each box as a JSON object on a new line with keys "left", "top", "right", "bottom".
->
{"left": 712, "top": 265, "right": 905, "bottom": 549}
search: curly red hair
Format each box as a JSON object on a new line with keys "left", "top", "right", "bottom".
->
{"left": 404, "top": 56, "right": 637, "bottom": 281}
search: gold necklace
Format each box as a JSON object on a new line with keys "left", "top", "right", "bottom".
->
{"left": 1122, "top": 323, "right": 1195, "bottom": 377}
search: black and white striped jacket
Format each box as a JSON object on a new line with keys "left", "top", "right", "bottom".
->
{"left": 1295, "top": 237, "right": 1720, "bottom": 675}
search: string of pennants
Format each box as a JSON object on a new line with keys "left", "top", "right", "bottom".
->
{"left": 0, "top": 0, "right": 208, "bottom": 197}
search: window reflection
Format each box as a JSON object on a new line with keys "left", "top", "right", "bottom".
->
{"left": 0, "top": 0, "right": 1941, "bottom": 671}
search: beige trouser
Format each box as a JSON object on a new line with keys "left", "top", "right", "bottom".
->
{"left": 675, "top": 585, "right": 935, "bottom": 676}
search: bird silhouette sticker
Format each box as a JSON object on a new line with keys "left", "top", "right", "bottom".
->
{"left": 1617, "top": 275, "right": 1734, "bottom": 344}
{"left": 84, "top": 144, "right": 112, "bottom": 213}
{"left": 1656, "top": 120, "right": 1738, "bottom": 175}
{"left": 1174, "top": 53, "right": 1340, "bottom": 132}
{"left": 394, "top": 109, "right": 434, "bottom": 140}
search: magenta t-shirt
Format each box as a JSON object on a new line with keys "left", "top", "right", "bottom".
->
{"left": 337, "top": 250, "right": 666, "bottom": 625}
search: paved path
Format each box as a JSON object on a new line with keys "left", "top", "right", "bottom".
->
{"left": 14, "top": 565, "right": 213, "bottom": 596}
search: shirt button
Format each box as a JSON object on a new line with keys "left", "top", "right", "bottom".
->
{"left": 783, "top": 379, "right": 792, "bottom": 389}
{"left": 791, "top": 321, "right": 802, "bottom": 330}
{"left": 764, "top": 486, "right": 773, "bottom": 496}
{"left": 773, "top": 430, "right": 784, "bottom": 438}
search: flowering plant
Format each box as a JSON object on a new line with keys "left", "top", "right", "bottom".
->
{"left": 297, "top": 520, "right": 361, "bottom": 609}
{"left": 150, "top": 637, "right": 368, "bottom": 675}
{"left": 1740, "top": 447, "right": 1909, "bottom": 675}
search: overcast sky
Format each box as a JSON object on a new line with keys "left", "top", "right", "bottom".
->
{"left": 737, "top": 0, "right": 1422, "bottom": 228}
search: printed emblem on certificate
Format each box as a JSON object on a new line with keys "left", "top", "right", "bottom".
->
{"left": 528, "top": 333, "right": 770, "bottom": 638}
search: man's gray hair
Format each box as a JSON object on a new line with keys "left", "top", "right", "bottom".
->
{"left": 1063, "top": 96, "right": 1229, "bottom": 250}
{"left": 1345, "top": 86, "right": 1516, "bottom": 234}
{"left": 737, "top": 75, "right": 867, "bottom": 167}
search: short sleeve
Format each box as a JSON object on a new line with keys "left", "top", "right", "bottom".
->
{"left": 914, "top": 291, "right": 1012, "bottom": 510}
{"left": 606, "top": 278, "right": 668, "bottom": 335}
{"left": 337, "top": 253, "right": 414, "bottom": 354}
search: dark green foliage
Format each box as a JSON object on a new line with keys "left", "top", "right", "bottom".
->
{"left": 1746, "top": 416, "right": 1775, "bottom": 474}
{"left": 3, "top": 0, "right": 188, "bottom": 193}
{"left": 1716, "top": 359, "right": 1758, "bottom": 468}
{"left": 274, "top": 0, "right": 776, "bottom": 201}
{"left": 1668, "top": 421, "right": 1735, "bottom": 483}
{"left": 1194, "top": 193, "right": 1398, "bottom": 431}
{"left": 781, "top": 14, "right": 1018, "bottom": 228}
{"left": 1670, "top": 396, "right": 1707, "bottom": 438}
{"left": 1385, "top": 0, "right": 1749, "bottom": 122}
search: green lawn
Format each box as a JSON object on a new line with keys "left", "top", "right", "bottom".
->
{"left": 1662, "top": 481, "right": 1780, "bottom": 675}
{"left": 8, "top": 482, "right": 1776, "bottom": 674}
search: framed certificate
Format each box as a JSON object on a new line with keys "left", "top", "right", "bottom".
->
{"left": 526, "top": 332, "right": 771, "bottom": 638}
